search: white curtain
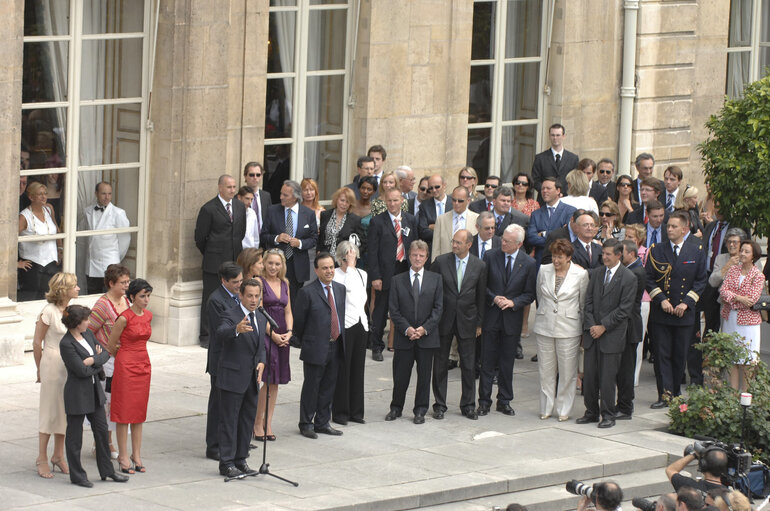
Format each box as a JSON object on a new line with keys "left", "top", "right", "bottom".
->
{"left": 727, "top": 0, "right": 753, "bottom": 97}
{"left": 38, "top": 1, "right": 69, "bottom": 156}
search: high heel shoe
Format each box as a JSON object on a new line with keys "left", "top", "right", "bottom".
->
{"left": 51, "top": 457, "right": 69, "bottom": 474}
{"left": 118, "top": 457, "right": 135, "bottom": 474}
{"left": 130, "top": 455, "right": 146, "bottom": 473}
{"left": 36, "top": 459, "right": 53, "bottom": 479}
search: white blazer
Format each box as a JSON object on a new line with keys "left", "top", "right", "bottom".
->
{"left": 533, "top": 262, "right": 589, "bottom": 338}
{"left": 80, "top": 203, "right": 130, "bottom": 277}
{"left": 431, "top": 209, "right": 479, "bottom": 262}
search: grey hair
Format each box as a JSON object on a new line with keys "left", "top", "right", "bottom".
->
{"left": 410, "top": 239, "right": 429, "bottom": 254}
{"left": 493, "top": 185, "right": 514, "bottom": 199}
{"left": 395, "top": 165, "right": 412, "bottom": 180}
{"left": 725, "top": 227, "right": 748, "bottom": 241}
{"left": 335, "top": 240, "right": 360, "bottom": 264}
{"left": 283, "top": 180, "right": 302, "bottom": 200}
{"left": 634, "top": 152, "right": 655, "bottom": 166}
{"left": 503, "top": 223, "right": 525, "bottom": 243}
{"left": 476, "top": 210, "right": 494, "bottom": 226}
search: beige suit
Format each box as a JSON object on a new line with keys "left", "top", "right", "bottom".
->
{"left": 533, "top": 262, "right": 589, "bottom": 418}
{"left": 431, "top": 210, "right": 478, "bottom": 262}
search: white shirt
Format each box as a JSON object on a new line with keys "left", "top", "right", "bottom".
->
{"left": 670, "top": 241, "right": 682, "bottom": 255}
{"left": 334, "top": 267, "right": 369, "bottom": 330}
{"left": 218, "top": 194, "right": 233, "bottom": 213}
{"left": 477, "top": 236, "right": 491, "bottom": 258}
{"left": 76, "top": 337, "right": 95, "bottom": 383}
{"left": 452, "top": 211, "right": 467, "bottom": 233}
{"left": 455, "top": 254, "right": 470, "bottom": 284}
{"left": 414, "top": 199, "right": 422, "bottom": 217}
{"left": 435, "top": 196, "right": 448, "bottom": 217}
{"left": 243, "top": 207, "right": 258, "bottom": 248}
{"left": 551, "top": 148, "right": 564, "bottom": 160}
{"left": 235, "top": 304, "right": 259, "bottom": 337}
{"left": 19, "top": 207, "right": 58, "bottom": 266}
{"left": 604, "top": 261, "right": 621, "bottom": 283}
{"left": 79, "top": 202, "right": 131, "bottom": 277}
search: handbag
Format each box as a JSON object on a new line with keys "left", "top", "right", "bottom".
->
{"left": 752, "top": 295, "right": 770, "bottom": 311}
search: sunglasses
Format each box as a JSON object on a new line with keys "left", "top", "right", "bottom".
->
{"left": 453, "top": 198, "right": 466, "bottom": 203}
{"left": 459, "top": 175, "right": 474, "bottom": 180}
{"left": 247, "top": 172, "right": 262, "bottom": 178}
{"left": 598, "top": 169, "right": 612, "bottom": 175}
{"left": 618, "top": 182, "right": 632, "bottom": 187}
{"left": 514, "top": 180, "right": 529, "bottom": 186}
{"left": 599, "top": 212, "right": 615, "bottom": 217}
{"left": 419, "top": 187, "right": 428, "bottom": 192}
{"left": 484, "top": 183, "right": 498, "bottom": 189}
{"left": 429, "top": 185, "right": 442, "bottom": 190}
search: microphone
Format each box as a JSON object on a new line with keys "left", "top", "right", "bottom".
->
{"left": 257, "top": 306, "right": 280, "bottom": 331}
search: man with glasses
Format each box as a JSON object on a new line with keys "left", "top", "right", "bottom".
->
{"left": 243, "top": 162, "right": 272, "bottom": 249}
{"left": 408, "top": 176, "right": 431, "bottom": 217}
{"left": 580, "top": 159, "right": 610, "bottom": 206}
{"left": 632, "top": 153, "right": 664, "bottom": 204}
{"left": 595, "top": 158, "right": 617, "bottom": 199}
{"left": 531, "top": 123, "right": 580, "bottom": 206}
{"left": 571, "top": 212, "right": 603, "bottom": 270}
{"left": 526, "top": 177, "right": 577, "bottom": 264}
{"left": 396, "top": 165, "right": 416, "bottom": 201}
{"left": 469, "top": 175, "right": 500, "bottom": 213}
{"left": 626, "top": 177, "right": 666, "bottom": 226}
{"left": 418, "top": 174, "right": 453, "bottom": 248}
{"left": 432, "top": 186, "right": 478, "bottom": 262}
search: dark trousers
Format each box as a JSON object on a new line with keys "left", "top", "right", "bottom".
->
{"left": 200, "top": 271, "right": 219, "bottom": 343}
{"left": 218, "top": 377, "right": 258, "bottom": 469}
{"left": 686, "top": 323, "right": 703, "bottom": 385}
{"left": 390, "top": 344, "right": 436, "bottom": 416}
{"left": 478, "top": 329, "right": 518, "bottom": 407}
{"left": 432, "top": 329, "right": 476, "bottom": 413}
{"left": 333, "top": 322, "right": 367, "bottom": 422}
{"left": 651, "top": 322, "right": 693, "bottom": 398}
{"left": 370, "top": 287, "right": 391, "bottom": 353}
{"left": 583, "top": 343, "right": 622, "bottom": 419}
{"left": 286, "top": 258, "right": 303, "bottom": 314}
{"left": 299, "top": 340, "right": 340, "bottom": 431}
{"left": 19, "top": 261, "right": 59, "bottom": 301}
{"left": 87, "top": 276, "right": 106, "bottom": 295}
{"left": 616, "top": 342, "right": 638, "bottom": 415}
{"left": 65, "top": 407, "right": 115, "bottom": 484}
{"left": 205, "top": 374, "right": 220, "bottom": 456}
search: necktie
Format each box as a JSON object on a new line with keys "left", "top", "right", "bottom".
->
{"left": 94, "top": 205, "right": 104, "bottom": 212}
{"left": 496, "top": 215, "right": 502, "bottom": 231}
{"left": 604, "top": 268, "right": 612, "bottom": 286}
{"left": 673, "top": 244, "right": 679, "bottom": 259}
{"left": 453, "top": 215, "right": 462, "bottom": 233}
{"left": 643, "top": 206, "right": 648, "bottom": 225}
{"left": 480, "top": 240, "right": 487, "bottom": 259}
{"left": 284, "top": 208, "right": 294, "bottom": 259}
{"left": 226, "top": 202, "right": 233, "bottom": 222}
{"left": 234, "top": 294, "right": 240, "bottom": 306}
{"left": 253, "top": 195, "right": 261, "bottom": 237}
{"left": 666, "top": 193, "right": 674, "bottom": 212}
{"left": 438, "top": 201, "right": 444, "bottom": 216}
{"left": 456, "top": 259, "right": 464, "bottom": 292}
{"left": 555, "top": 153, "right": 561, "bottom": 167}
{"left": 585, "top": 243, "right": 592, "bottom": 262}
{"left": 326, "top": 285, "right": 340, "bottom": 340}
{"left": 248, "top": 311, "right": 258, "bottom": 337}
{"left": 547, "top": 206, "right": 554, "bottom": 219}
{"left": 412, "top": 273, "right": 420, "bottom": 316}
{"left": 487, "top": 201, "right": 493, "bottom": 211}
{"left": 395, "top": 218, "right": 405, "bottom": 261}
{"left": 650, "top": 228, "right": 658, "bottom": 247}
{"left": 709, "top": 221, "right": 724, "bottom": 270}
{"left": 505, "top": 254, "right": 513, "bottom": 283}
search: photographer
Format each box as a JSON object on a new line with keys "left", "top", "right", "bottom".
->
{"left": 676, "top": 486, "right": 707, "bottom": 511}
{"left": 665, "top": 444, "right": 728, "bottom": 492}
{"left": 576, "top": 481, "right": 623, "bottom": 511}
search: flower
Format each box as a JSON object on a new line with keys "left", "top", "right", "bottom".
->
{"left": 679, "top": 404, "right": 688, "bottom": 413}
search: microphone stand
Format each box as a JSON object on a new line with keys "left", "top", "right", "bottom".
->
{"left": 255, "top": 306, "right": 298, "bottom": 487}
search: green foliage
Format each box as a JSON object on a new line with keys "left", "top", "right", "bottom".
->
{"left": 698, "top": 74, "right": 770, "bottom": 238}
{"left": 668, "top": 331, "right": 770, "bottom": 463}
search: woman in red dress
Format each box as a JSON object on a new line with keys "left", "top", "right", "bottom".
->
{"left": 107, "top": 279, "right": 153, "bottom": 474}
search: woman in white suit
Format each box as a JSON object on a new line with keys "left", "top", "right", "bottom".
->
{"left": 534, "top": 239, "right": 589, "bottom": 421}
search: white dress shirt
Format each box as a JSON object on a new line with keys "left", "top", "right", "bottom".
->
{"left": 334, "top": 267, "right": 369, "bottom": 330}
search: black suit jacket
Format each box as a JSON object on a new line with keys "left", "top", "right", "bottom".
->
{"left": 531, "top": 148, "right": 580, "bottom": 200}
{"left": 470, "top": 234, "right": 501, "bottom": 260}
{"left": 583, "top": 264, "right": 637, "bottom": 353}
{"left": 417, "top": 196, "right": 453, "bottom": 242}
{"left": 260, "top": 203, "right": 318, "bottom": 282}
{"left": 482, "top": 248, "right": 537, "bottom": 335}
{"left": 632, "top": 177, "right": 664, "bottom": 204}
{"left": 388, "top": 270, "right": 443, "bottom": 349}
{"left": 468, "top": 198, "right": 492, "bottom": 214}
{"left": 252, "top": 189, "right": 272, "bottom": 226}
{"left": 572, "top": 239, "right": 603, "bottom": 270}
{"left": 601, "top": 181, "right": 617, "bottom": 202}
{"left": 493, "top": 209, "right": 529, "bottom": 237}
{"left": 541, "top": 225, "right": 572, "bottom": 265}
{"left": 60, "top": 330, "right": 109, "bottom": 416}
{"left": 625, "top": 204, "right": 670, "bottom": 227}
{"left": 206, "top": 285, "right": 241, "bottom": 375}
{"left": 626, "top": 258, "right": 647, "bottom": 345}
{"left": 589, "top": 181, "right": 609, "bottom": 206}
{"left": 368, "top": 211, "right": 419, "bottom": 288}
{"left": 194, "top": 196, "right": 247, "bottom": 274}
{"left": 294, "top": 279, "right": 346, "bottom": 365}
{"left": 215, "top": 306, "right": 267, "bottom": 394}
{"left": 434, "top": 253, "right": 486, "bottom": 339}
{"left": 318, "top": 209, "right": 363, "bottom": 254}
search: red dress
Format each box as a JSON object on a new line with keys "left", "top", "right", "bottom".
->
{"left": 110, "top": 308, "right": 152, "bottom": 424}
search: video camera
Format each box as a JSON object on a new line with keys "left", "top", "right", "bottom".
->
{"left": 630, "top": 497, "right": 656, "bottom": 511}
{"left": 683, "top": 437, "right": 752, "bottom": 482}
{"left": 566, "top": 480, "right": 594, "bottom": 502}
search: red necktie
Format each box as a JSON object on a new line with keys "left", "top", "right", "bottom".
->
{"left": 487, "top": 202, "right": 493, "bottom": 211}
{"left": 395, "top": 218, "right": 405, "bottom": 261}
{"left": 226, "top": 202, "right": 233, "bottom": 222}
{"left": 326, "top": 285, "right": 340, "bottom": 340}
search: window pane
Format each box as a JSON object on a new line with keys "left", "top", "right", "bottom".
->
{"left": 760, "top": 47, "right": 770, "bottom": 77}
{"left": 20, "top": 173, "right": 67, "bottom": 228}
{"left": 762, "top": 0, "right": 770, "bottom": 42}
{"left": 266, "top": 78, "right": 293, "bottom": 138}
{"left": 22, "top": 108, "right": 67, "bottom": 169}
{"left": 270, "top": 0, "right": 297, "bottom": 5}
{"left": 75, "top": 232, "right": 137, "bottom": 295}
{"left": 80, "top": 39, "right": 143, "bottom": 100}
{"left": 469, "top": 65, "right": 493, "bottom": 123}
{"left": 76, "top": 168, "right": 140, "bottom": 229}
{"left": 308, "top": 9, "right": 347, "bottom": 71}
{"left": 728, "top": 0, "right": 753, "bottom": 47}
{"left": 268, "top": 11, "right": 296, "bottom": 73}
{"left": 23, "top": 42, "right": 69, "bottom": 103}
{"left": 500, "top": 124, "right": 537, "bottom": 182}
{"left": 79, "top": 103, "right": 141, "bottom": 166}
{"left": 82, "top": 0, "right": 144, "bottom": 34}
{"left": 467, "top": 127, "right": 491, "bottom": 181}
{"left": 505, "top": 0, "right": 542, "bottom": 58}
{"left": 726, "top": 51, "right": 750, "bottom": 98}
{"left": 310, "top": 0, "right": 346, "bottom": 4}
{"left": 24, "top": 0, "right": 70, "bottom": 36}
{"left": 472, "top": 1, "right": 496, "bottom": 61}
{"left": 502, "top": 61, "right": 539, "bottom": 121}
{"left": 305, "top": 75, "right": 344, "bottom": 136}
{"left": 304, "top": 140, "right": 342, "bottom": 200}
{"left": 263, "top": 144, "right": 292, "bottom": 203}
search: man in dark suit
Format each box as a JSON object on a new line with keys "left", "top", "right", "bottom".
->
{"left": 243, "top": 162, "right": 272, "bottom": 248}
{"left": 540, "top": 210, "right": 582, "bottom": 266}
{"left": 385, "top": 240, "right": 443, "bottom": 424}
{"left": 631, "top": 153, "right": 663, "bottom": 204}
{"left": 625, "top": 177, "right": 664, "bottom": 226}
{"left": 195, "top": 174, "right": 247, "bottom": 347}
{"left": 571, "top": 212, "right": 603, "bottom": 271}
{"left": 471, "top": 211, "right": 501, "bottom": 259}
{"left": 260, "top": 179, "right": 318, "bottom": 301}
{"left": 215, "top": 279, "right": 266, "bottom": 479}
{"left": 615, "top": 239, "right": 647, "bottom": 420}
{"left": 577, "top": 239, "right": 637, "bottom": 429}
{"left": 526, "top": 177, "right": 577, "bottom": 264}
{"left": 580, "top": 160, "right": 610, "bottom": 206}
{"left": 407, "top": 176, "right": 430, "bottom": 217}
{"left": 294, "top": 252, "right": 346, "bottom": 439}
{"left": 418, "top": 174, "right": 453, "bottom": 245}
{"left": 478, "top": 224, "right": 536, "bottom": 417}
{"left": 596, "top": 158, "right": 617, "bottom": 201}
{"left": 646, "top": 211, "right": 707, "bottom": 408}
{"left": 344, "top": 156, "right": 374, "bottom": 200}
{"left": 701, "top": 214, "right": 730, "bottom": 335}
{"left": 204, "top": 262, "right": 243, "bottom": 461}
{"left": 531, "top": 123, "right": 580, "bottom": 205}
{"left": 369, "top": 188, "right": 420, "bottom": 361}
{"left": 490, "top": 185, "right": 529, "bottom": 237}
{"left": 469, "top": 175, "right": 500, "bottom": 213}
{"left": 432, "top": 230, "right": 487, "bottom": 420}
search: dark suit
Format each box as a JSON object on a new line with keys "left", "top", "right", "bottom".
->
{"left": 582, "top": 263, "right": 637, "bottom": 420}
{"left": 60, "top": 330, "right": 115, "bottom": 484}
{"left": 250, "top": 189, "right": 272, "bottom": 243}
{"left": 632, "top": 177, "right": 664, "bottom": 205}
{"left": 417, "top": 196, "right": 453, "bottom": 243}
{"left": 216, "top": 305, "right": 267, "bottom": 470}
{"left": 600, "top": 181, "right": 617, "bottom": 202}
{"left": 571, "top": 239, "right": 603, "bottom": 271}
{"left": 527, "top": 201, "right": 576, "bottom": 263}
{"left": 260, "top": 203, "right": 318, "bottom": 299}
{"left": 616, "top": 258, "right": 647, "bottom": 415}
{"left": 194, "top": 196, "right": 247, "bottom": 343}
{"left": 479, "top": 248, "right": 537, "bottom": 409}
{"left": 432, "top": 253, "right": 487, "bottom": 414}
{"left": 589, "top": 181, "right": 609, "bottom": 206}
{"left": 318, "top": 209, "right": 363, "bottom": 255}
{"left": 645, "top": 239, "right": 707, "bottom": 398}
{"left": 204, "top": 285, "right": 241, "bottom": 458}
{"left": 701, "top": 220, "right": 730, "bottom": 335}
{"left": 492, "top": 209, "right": 529, "bottom": 237}
{"left": 540, "top": 225, "right": 574, "bottom": 266}
{"left": 471, "top": 234, "right": 501, "bottom": 260}
{"left": 295, "top": 279, "right": 346, "bottom": 432}
{"left": 368, "top": 211, "right": 419, "bottom": 353}
{"left": 625, "top": 205, "right": 670, "bottom": 229}
{"left": 469, "top": 198, "right": 493, "bottom": 214}
{"left": 388, "top": 269, "right": 443, "bottom": 416}
{"left": 531, "top": 148, "right": 580, "bottom": 204}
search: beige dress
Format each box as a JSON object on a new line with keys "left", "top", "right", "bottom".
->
{"left": 38, "top": 303, "right": 68, "bottom": 435}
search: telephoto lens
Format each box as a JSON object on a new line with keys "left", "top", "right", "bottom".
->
{"left": 565, "top": 480, "right": 594, "bottom": 500}
{"left": 631, "top": 497, "right": 657, "bottom": 511}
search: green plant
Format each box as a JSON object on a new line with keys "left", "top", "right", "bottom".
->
{"left": 668, "top": 331, "right": 770, "bottom": 464}
{"left": 698, "top": 74, "right": 770, "bottom": 238}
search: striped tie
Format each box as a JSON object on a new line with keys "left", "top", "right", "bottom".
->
{"left": 395, "top": 218, "right": 405, "bottom": 262}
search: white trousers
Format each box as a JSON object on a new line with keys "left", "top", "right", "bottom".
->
{"left": 634, "top": 301, "right": 650, "bottom": 386}
{"left": 536, "top": 333, "right": 581, "bottom": 417}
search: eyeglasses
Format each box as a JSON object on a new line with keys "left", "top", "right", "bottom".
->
{"left": 429, "top": 185, "right": 442, "bottom": 190}
{"left": 514, "top": 180, "right": 529, "bottom": 186}
{"left": 599, "top": 212, "right": 615, "bottom": 217}
{"left": 617, "top": 182, "right": 632, "bottom": 188}
{"left": 419, "top": 187, "right": 428, "bottom": 192}
{"left": 598, "top": 169, "right": 612, "bottom": 175}
{"left": 484, "top": 183, "right": 498, "bottom": 189}
{"left": 459, "top": 175, "right": 474, "bottom": 181}
{"left": 453, "top": 198, "right": 466, "bottom": 203}
{"left": 247, "top": 172, "right": 262, "bottom": 178}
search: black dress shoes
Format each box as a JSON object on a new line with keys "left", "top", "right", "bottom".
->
{"left": 349, "top": 417, "right": 366, "bottom": 424}
{"left": 314, "top": 425, "right": 343, "bottom": 436}
{"left": 575, "top": 414, "right": 600, "bottom": 424}
{"left": 332, "top": 417, "right": 349, "bottom": 426}
{"left": 235, "top": 462, "right": 258, "bottom": 476}
{"left": 598, "top": 418, "right": 616, "bottom": 429}
{"left": 515, "top": 346, "right": 524, "bottom": 360}
{"left": 300, "top": 429, "right": 318, "bottom": 439}
{"left": 372, "top": 351, "right": 384, "bottom": 362}
{"left": 220, "top": 466, "right": 244, "bottom": 478}
{"left": 462, "top": 408, "right": 478, "bottom": 420}
{"left": 477, "top": 405, "right": 490, "bottom": 416}
{"left": 531, "top": 354, "right": 538, "bottom": 362}
{"left": 650, "top": 400, "right": 667, "bottom": 409}
{"left": 413, "top": 414, "right": 425, "bottom": 425}
{"left": 448, "top": 360, "right": 459, "bottom": 370}
{"left": 101, "top": 472, "right": 129, "bottom": 482}
{"left": 615, "top": 412, "right": 633, "bottom": 420}
{"left": 432, "top": 410, "right": 445, "bottom": 420}
{"left": 496, "top": 403, "right": 515, "bottom": 416}
{"left": 73, "top": 479, "right": 94, "bottom": 488}
{"left": 385, "top": 410, "right": 401, "bottom": 421}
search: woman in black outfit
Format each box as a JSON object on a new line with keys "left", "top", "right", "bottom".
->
{"left": 319, "top": 187, "right": 363, "bottom": 260}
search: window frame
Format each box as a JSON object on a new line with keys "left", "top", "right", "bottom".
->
{"left": 726, "top": 0, "right": 770, "bottom": 96}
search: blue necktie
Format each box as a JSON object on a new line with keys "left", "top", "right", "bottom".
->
{"left": 650, "top": 228, "right": 658, "bottom": 247}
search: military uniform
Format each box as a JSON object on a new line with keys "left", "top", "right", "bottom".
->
{"left": 645, "top": 239, "right": 707, "bottom": 399}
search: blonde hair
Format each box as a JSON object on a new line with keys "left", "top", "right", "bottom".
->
{"left": 45, "top": 272, "right": 78, "bottom": 305}
{"left": 625, "top": 223, "right": 646, "bottom": 247}
{"left": 263, "top": 249, "right": 289, "bottom": 283}
{"left": 378, "top": 170, "right": 400, "bottom": 195}
{"left": 331, "top": 187, "right": 356, "bottom": 210}
{"left": 26, "top": 181, "right": 46, "bottom": 198}
{"left": 300, "top": 178, "right": 321, "bottom": 211}
{"left": 565, "top": 169, "right": 589, "bottom": 197}
{"left": 600, "top": 199, "right": 623, "bottom": 228}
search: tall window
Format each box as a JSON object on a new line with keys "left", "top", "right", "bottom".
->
{"left": 467, "top": 0, "right": 546, "bottom": 183}
{"left": 263, "top": 0, "right": 352, "bottom": 201}
{"left": 727, "top": 0, "right": 770, "bottom": 97}
{"left": 20, "top": 0, "right": 150, "bottom": 301}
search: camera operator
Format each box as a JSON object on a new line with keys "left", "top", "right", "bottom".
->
{"left": 676, "top": 486, "right": 707, "bottom": 511}
{"left": 665, "top": 445, "right": 728, "bottom": 492}
{"left": 576, "top": 481, "right": 624, "bottom": 511}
